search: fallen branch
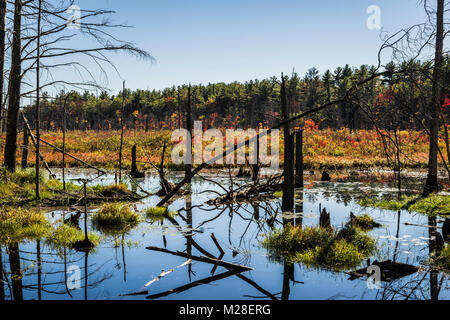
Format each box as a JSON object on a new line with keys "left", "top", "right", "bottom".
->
{"left": 20, "top": 111, "right": 55, "bottom": 178}
{"left": 145, "top": 246, "right": 252, "bottom": 271}
{"left": 146, "top": 270, "right": 240, "bottom": 299}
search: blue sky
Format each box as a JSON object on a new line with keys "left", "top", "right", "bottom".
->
{"left": 73, "top": 0, "right": 428, "bottom": 94}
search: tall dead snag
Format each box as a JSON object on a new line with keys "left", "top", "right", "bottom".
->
{"left": 4, "top": 0, "right": 23, "bottom": 172}
{"left": 294, "top": 130, "right": 304, "bottom": 188}
{"left": 185, "top": 85, "right": 192, "bottom": 184}
{"left": 130, "top": 145, "right": 144, "bottom": 178}
{"left": 281, "top": 74, "right": 294, "bottom": 213}
{"left": 424, "top": 0, "right": 444, "bottom": 195}
{"left": 0, "top": 0, "right": 6, "bottom": 140}
{"left": 35, "top": 0, "right": 42, "bottom": 199}
{"left": 21, "top": 126, "right": 29, "bottom": 169}
{"left": 119, "top": 81, "right": 125, "bottom": 183}
{"left": 251, "top": 136, "right": 259, "bottom": 182}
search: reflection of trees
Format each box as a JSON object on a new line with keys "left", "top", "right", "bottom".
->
{"left": 0, "top": 240, "right": 112, "bottom": 300}
{"left": 8, "top": 243, "right": 23, "bottom": 301}
{"left": 144, "top": 197, "right": 280, "bottom": 300}
{"left": 0, "top": 245, "right": 5, "bottom": 300}
{"left": 373, "top": 215, "right": 449, "bottom": 300}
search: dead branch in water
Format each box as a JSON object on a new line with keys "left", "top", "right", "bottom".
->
{"left": 145, "top": 246, "right": 253, "bottom": 271}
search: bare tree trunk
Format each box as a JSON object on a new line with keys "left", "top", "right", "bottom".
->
{"left": 294, "top": 130, "right": 304, "bottom": 188}
{"left": 0, "top": 0, "right": 6, "bottom": 145}
{"left": 4, "top": 0, "right": 23, "bottom": 172}
{"left": 185, "top": 85, "right": 192, "bottom": 183}
{"left": 35, "top": 0, "right": 42, "bottom": 199}
{"left": 281, "top": 74, "right": 294, "bottom": 213}
{"left": 119, "top": 81, "right": 125, "bottom": 182}
{"left": 444, "top": 122, "right": 450, "bottom": 179}
{"left": 424, "top": 0, "right": 444, "bottom": 195}
{"left": 21, "top": 125, "right": 29, "bottom": 169}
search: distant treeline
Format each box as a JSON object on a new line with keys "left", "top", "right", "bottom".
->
{"left": 22, "top": 59, "right": 450, "bottom": 132}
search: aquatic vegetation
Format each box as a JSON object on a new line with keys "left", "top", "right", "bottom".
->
{"left": 359, "top": 194, "right": 450, "bottom": 217}
{"left": 347, "top": 213, "right": 381, "bottom": 231}
{"left": 435, "top": 245, "right": 450, "bottom": 272}
{"left": 93, "top": 183, "right": 130, "bottom": 197}
{"left": 262, "top": 224, "right": 376, "bottom": 271}
{"left": 272, "top": 191, "right": 283, "bottom": 198}
{"left": 145, "top": 206, "right": 177, "bottom": 223}
{"left": 0, "top": 207, "right": 52, "bottom": 243}
{"left": 46, "top": 224, "right": 100, "bottom": 251}
{"left": 92, "top": 203, "right": 141, "bottom": 235}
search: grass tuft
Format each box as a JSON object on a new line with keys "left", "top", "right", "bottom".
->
{"left": 0, "top": 207, "right": 51, "bottom": 243}
{"left": 92, "top": 203, "right": 141, "bottom": 235}
{"left": 262, "top": 224, "right": 376, "bottom": 271}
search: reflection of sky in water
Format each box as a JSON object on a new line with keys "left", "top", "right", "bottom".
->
{"left": 1, "top": 170, "right": 448, "bottom": 300}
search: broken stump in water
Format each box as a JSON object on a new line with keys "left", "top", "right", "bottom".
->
{"left": 321, "top": 171, "right": 331, "bottom": 182}
{"left": 130, "top": 145, "right": 145, "bottom": 179}
{"left": 320, "top": 207, "right": 331, "bottom": 228}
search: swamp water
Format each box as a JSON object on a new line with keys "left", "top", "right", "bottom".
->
{"left": 0, "top": 169, "right": 448, "bottom": 300}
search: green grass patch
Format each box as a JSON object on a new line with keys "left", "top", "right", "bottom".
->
{"left": 46, "top": 224, "right": 100, "bottom": 251}
{"left": 92, "top": 203, "right": 141, "bottom": 235}
{"left": 359, "top": 194, "right": 450, "bottom": 217}
{"left": 434, "top": 245, "right": 450, "bottom": 272}
{"left": 262, "top": 224, "right": 376, "bottom": 271}
{"left": 145, "top": 206, "right": 178, "bottom": 223}
{"left": 347, "top": 214, "right": 381, "bottom": 231}
{"left": 0, "top": 207, "right": 52, "bottom": 243}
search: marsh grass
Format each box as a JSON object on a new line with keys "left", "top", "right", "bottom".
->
{"left": 92, "top": 203, "right": 141, "bottom": 235}
{"left": 145, "top": 206, "right": 177, "bottom": 223}
{"left": 0, "top": 207, "right": 52, "bottom": 243}
{"left": 262, "top": 224, "right": 376, "bottom": 271}
{"left": 347, "top": 214, "right": 381, "bottom": 231}
{"left": 359, "top": 194, "right": 450, "bottom": 217}
{"left": 93, "top": 184, "right": 130, "bottom": 198}
{"left": 46, "top": 224, "right": 100, "bottom": 252}
{"left": 0, "top": 168, "right": 79, "bottom": 206}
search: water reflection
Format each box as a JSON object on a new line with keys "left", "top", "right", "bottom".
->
{"left": 0, "top": 170, "right": 448, "bottom": 300}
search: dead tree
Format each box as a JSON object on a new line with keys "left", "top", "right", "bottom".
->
{"left": 35, "top": 0, "right": 42, "bottom": 199}
{"left": 185, "top": 85, "right": 192, "bottom": 184}
{"left": 130, "top": 144, "right": 144, "bottom": 178}
{"left": 119, "top": 81, "right": 125, "bottom": 183}
{"left": 21, "top": 125, "right": 29, "bottom": 169}
{"left": 281, "top": 74, "right": 294, "bottom": 213}
{"left": 294, "top": 130, "right": 303, "bottom": 188}
{"left": 4, "top": 0, "right": 153, "bottom": 176}
{"left": 0, "top": 0, "right": 6, "bottom": 140}
{"left": 424, "top": 0, "right": 444, "bottom": 195}
{"left": 4, "top": 0, "right": 23, "bottom": 172}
